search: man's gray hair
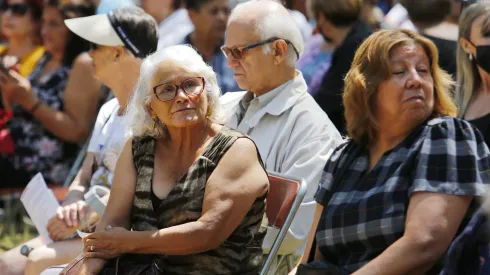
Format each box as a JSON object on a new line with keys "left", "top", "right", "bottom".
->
{"left": 125, "top": 45, "right": 221, "bottom": 138}
{"left": 230, "top": 0, "right": 304, "bottom": 66}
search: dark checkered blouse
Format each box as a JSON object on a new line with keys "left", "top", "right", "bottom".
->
{"left": 315, "top": 116, "right": 490, "bottom": 273}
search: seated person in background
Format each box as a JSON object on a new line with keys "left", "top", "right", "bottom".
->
{"left": 182, "top": 0, "right": 239, "bottom": 94}
{"left": 455, "top": 2, "right": 490, "bottom": 147}
{"left": 141, "top": 0, "right": 194, "bottom": 49}
{"left": 401, "top": 0, "right": 459, "bottom": 78}
{"left": 0, "top": 0, "right": 98, "bottom": 188}
{"left": 60, "top": 45, "right": 269, "bottom": 275}
{"left": 310, "top": 0, "right": 372, "bottom": 134}
{"left": 0, "top": 0, "right": 44, "bottom": 77}
{"left": 0, "top": 7, "right": 158, "bottom": 275}
{"left": 296, "top": 34, "right": 332, "bottom": 96}
{"left": 220, "top": 0, "right": 342, "bottom": 273}
{"left": 302, "top": 29, "right": 490, "bottom": 275}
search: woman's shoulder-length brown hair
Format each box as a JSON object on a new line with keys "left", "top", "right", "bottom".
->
{"left": 343, "top": 29, "right": 457, "bottom": 146}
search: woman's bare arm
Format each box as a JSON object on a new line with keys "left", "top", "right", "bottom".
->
{"left": 351, "top": 192, "right": 472, "bottom": 275}
{"left": 31, "top": 53, "right": 101, "bottom": 143}
{"left": 111, "top": 138, "right": 269, "bottom": 255}
{"left": 80, "top": 138, "right": 137, "bottom": 272}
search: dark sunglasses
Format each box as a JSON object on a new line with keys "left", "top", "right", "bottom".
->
{"left": 153, "top": 77, "right": 206, "bottom": 102}
{"left": 461, "top": 0, "right": 478, "bottom": 14}
{"left": 221, "top": 37, "right": 300, "bottom": 60}
{"left": 0, "top": 3, "right": 29, "bottom": 16}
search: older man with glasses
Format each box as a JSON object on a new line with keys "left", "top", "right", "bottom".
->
{"left": 220, "top": 0, "right": 343, "bottom": 273}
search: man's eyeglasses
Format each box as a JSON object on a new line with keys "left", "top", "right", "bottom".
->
{"left": 461, "top": 0, "right": 478, "bottom": 14}
{"left": 221, "top": 37, "right": 300, "bottom": 60}
{"left": 0, "top": 3, "right": 29, "bottom": 16}
{"left": 153, "top": 77, "right": 206, "bottom": 102}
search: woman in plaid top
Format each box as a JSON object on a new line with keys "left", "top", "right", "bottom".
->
{"left": 302, "top": 30, "right": 490, "bottom": 275}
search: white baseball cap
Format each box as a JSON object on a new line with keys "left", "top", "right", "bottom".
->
{"left": 65, "top": 11, "right": 147, "bottom": 57}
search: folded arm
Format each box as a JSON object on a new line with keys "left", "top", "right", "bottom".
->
{"left": 352, "top": 192, "right": 471, "bottom": 275}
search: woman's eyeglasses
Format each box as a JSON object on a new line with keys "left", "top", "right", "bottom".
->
{"left": 153, "top": 77, "right": 206, "bottom": 102}
{"left": 0, "top": 3, "right": 29, "bottom": 16}
{"left": 221, "top": 37, "right": 300, "bottom": 60}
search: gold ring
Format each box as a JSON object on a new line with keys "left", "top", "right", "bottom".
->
{"left": 90, "top": 245, "right": 95, "bottom": 252}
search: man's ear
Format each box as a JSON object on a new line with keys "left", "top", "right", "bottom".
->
{"left": 272, "top": 40, "right": 288, "bottom": 64}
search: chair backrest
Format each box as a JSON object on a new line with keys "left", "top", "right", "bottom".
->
{"left": 266, "top": 174, "right": 300, "bottom": 228}
{"left": 261, "top": 172, "right": 307, "bottom": 275}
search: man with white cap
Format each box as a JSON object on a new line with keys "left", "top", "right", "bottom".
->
{"left": 0, "top": 8, "right": 159, "bottom": 275}
{"left": 220, "top": 0, "right": 342, "bottom": 273}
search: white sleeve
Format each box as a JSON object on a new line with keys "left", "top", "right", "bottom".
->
{"left": 87, "top": 99, "right": 119, "bottom": 153}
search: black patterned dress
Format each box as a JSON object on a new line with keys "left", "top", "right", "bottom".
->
{"left": 0, "top": 53, "right": 78, "bottom": 187}
{"left": 101, "top": 127, "right": 268, "bottom": 275}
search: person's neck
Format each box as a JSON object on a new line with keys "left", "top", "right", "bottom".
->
{"left": 43, "top": 50, "right": 63, "bottom": 72}
{"left": 111, "top": 63, "right": 141, "bottom": 115}
{"left": 332, "top": 25, "right": 352, "bottom": 48}
{"left": 371, "top": 126, "right": 413, "bottom": 161}
{"left": 7, "top": 36, "right": 36, "bottom": 59}
{"left": 165, "top": 119, "right": 213, "bottom": 155}
{"left": 155, "top": 8, "right": 174, "bottom": 25}
{"left": 480, "top": 70, "right": 490, "bottom": 95}
{"left": 252, "top": 67, "right": 296, "bottom": 97}
{"left": 190, "top": 31, "right": 220, "bottom": 62}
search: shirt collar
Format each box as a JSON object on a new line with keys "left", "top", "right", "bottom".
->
{"left": 238, "top": 70, "right": 307, "bottom": 126}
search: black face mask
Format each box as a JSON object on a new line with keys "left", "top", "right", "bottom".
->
{"left": 469, "top": 41, "right": 490, "bottom": 74}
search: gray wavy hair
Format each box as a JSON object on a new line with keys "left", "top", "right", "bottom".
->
{"left": 126, "top": 45, "right": 222, "bottom": 138}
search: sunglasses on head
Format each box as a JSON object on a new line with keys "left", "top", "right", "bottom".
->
{"left": 0, "top": 3, "right": 29, "bottom": 16}
{"left": 221, "top": 37, "right": 300, "bottom": 60}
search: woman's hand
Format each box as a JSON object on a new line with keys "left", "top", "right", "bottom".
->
{"left": 0, "top": 70, "right": 36, "bottom": 109}
{"left": 83, "top": 227, "right": 130, "bottom": 259}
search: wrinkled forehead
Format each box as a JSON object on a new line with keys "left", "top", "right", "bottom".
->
{"left": 224, "top": 17, "right": 261, "bottom": 46}
{"left": 151, "top": 60, "right": 202, "bottom": 86}
{"left": 388, "top": 42, "right": 431, "bottom": 66}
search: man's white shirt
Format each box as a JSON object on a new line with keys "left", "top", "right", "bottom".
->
{"left": 220, "top": 71, "right": 343, "bottom": 257}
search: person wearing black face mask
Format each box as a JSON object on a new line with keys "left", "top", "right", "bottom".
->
{"left": 309, "top": 0, "right": 372, "bottom": 134}
{"left": 456, "top": 2, "right": 490, "bottom": 148}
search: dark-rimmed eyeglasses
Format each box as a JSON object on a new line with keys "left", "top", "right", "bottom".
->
{"left": 0, "top": 3, "right": 29, "bottom": 16}
{"left": 461, "top": 0, "right": 478, "bottom": 14}
{"left": 153, "top": 77, "right": 206, "bottom": 102}
{"left": 221, "top": 37, "right": 300, "bottom": 60}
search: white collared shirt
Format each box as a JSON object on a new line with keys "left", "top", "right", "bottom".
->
{"left": 220, "top": 71, "right": 343, "bottom": 257}
{"left": 157, "top": 9, "right": 194, "bottom": 49}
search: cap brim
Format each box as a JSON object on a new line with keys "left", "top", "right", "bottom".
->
{"left": 64, "top": 14, "right": 124, "bottom": 47}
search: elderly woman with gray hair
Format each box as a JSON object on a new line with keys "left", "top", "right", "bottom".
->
{"left": 62, "top": 45, "right": 270, "bottom": 275}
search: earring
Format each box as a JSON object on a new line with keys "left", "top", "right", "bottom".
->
{"left": 152, "top": 117, "right": 158, "bottom": 129}
{"left": 469, "top": 53, "right": 473, "bottom": 61}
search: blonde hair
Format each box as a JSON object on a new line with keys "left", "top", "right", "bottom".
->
{"left": 343, "top": 29, "right": 457, "bottom": 145}
{"left": 126, "top": 45, "right": 221, "bottom": 138}
{"left": 456, "top": 3, "right": 490, "bottom": 117}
